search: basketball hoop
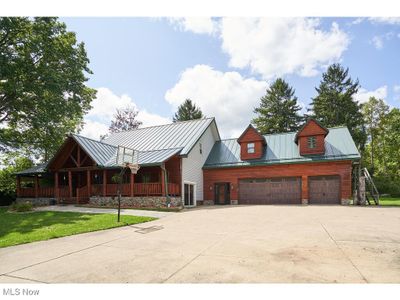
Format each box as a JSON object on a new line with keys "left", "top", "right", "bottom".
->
{"left": 125, "top": 162, "right": 140, "bottom": 174}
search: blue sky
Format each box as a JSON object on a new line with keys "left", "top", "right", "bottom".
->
{"left": 61, "top": 17, "right": 400, "bottom": 139}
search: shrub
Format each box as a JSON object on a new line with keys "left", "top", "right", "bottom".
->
{"left": 9, "top": 201, "right": 33, "bottom": 212}
{"left": 373, "top": 176, "right": 400, "bottom": 197}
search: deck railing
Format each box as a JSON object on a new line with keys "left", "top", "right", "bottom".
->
{"left": 18, "top": 182, "right": 180, "bottom": 198}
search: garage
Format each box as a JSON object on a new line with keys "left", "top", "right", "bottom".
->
{"left": 309, "top": 175, "right": 340, "bottom": 204}
{"left": 239, "top": 177, "right": 302, "bottom": 204}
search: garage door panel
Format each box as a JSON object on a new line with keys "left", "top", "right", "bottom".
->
{"left": 309, "top": 176, "right": 340, "bottom": 204}
{"left": 239, "top": 177, "right": 301, "bottom": 205}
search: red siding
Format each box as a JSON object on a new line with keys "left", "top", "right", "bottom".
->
{"left": 203, "top": 160, "right": 353, "bottom": 203}
{"left": 238, "top": 126, "right": 265, "bottom": 160}
{"left": 165, "top": 155, "right": 181, "bottom": 185}
{"left": 297, "top": 119, "right": 328, "bottom": 155}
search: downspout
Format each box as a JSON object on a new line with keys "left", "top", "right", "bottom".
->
{"left": 161, "top": 163, "right": 170, "bottom": 207}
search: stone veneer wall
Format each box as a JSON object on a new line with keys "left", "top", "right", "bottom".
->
{"left": 16, "top": 198, "right": 54, "bottom": 206}
{"left": 89, "top": 196, "right": 182, "bottom": 208}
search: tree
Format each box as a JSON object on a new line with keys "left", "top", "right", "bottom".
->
{"left": 0, "top": 154, "right": 33, "bottom": 205}
{"left": 108, "top": 106, "right": 142, "bottom": 134}
{"left": 309, "top": 63, "right": 366, "bottom": 149}
{"left": 361, "top": 97, "right": 389, "bottom": 173}
{"left": 252, "top": 78, "right": 303, "bottom": 134}
{"left": 173, "top": 99, "right": 203, "bottom": 122}
{"left": 0, "top": 17, "right": 96, "bottom": 161}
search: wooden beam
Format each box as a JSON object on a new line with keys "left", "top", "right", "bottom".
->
{"left": 103, "top": 169, "right": 107, "bottom": 197}
{"left": 34, "top": 175, "right": 39, "bottom": 198}
{"left": 55, "top": 172, "right": 59, "bottom": 201}
{"left": 77, "top": 146, "right": 81, "bottom": 167}
{"left": 16, "top": 176, "right": 21, "bottom": 197}
{"left": 130, "top": 172, "right": 134, "bottom": 197}
{"left": 87, "top": 170, "right": 91, "bottom": 198}
{"left": 80, "top": 154, "right": 89, "bottom": 166}
{"left": 160, "top": 167, "right": 165, "bottom": 196}
{"left": 68, "top": 171, "right": 72, "bottom": 199}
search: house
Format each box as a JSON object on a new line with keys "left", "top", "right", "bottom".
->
{"left": 16, "top": 117, "right": 361, "bottom": 207}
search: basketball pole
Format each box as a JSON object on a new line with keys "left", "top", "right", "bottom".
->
{"left": 116, "top": 165, "right": 127, "bottom": 223}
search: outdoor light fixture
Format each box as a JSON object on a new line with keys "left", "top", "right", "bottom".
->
{"left": 209, "top": 185, "right": 213, "bottom": 190}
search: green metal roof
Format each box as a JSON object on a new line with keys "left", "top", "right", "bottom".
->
{"left": 15, "top": 163, "right": 48, "bottom": 175}
{"left": 204, "top": 127, "right": 361, "bottom": 169}
{"left": 103, "top": 117, "right": 218, "bottom": 156}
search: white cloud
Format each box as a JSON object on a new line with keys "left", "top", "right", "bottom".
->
{"left": 168, "top": 17, "right": 218, "bottom": 35}
{"left": 354, "top": 86, "right": 388, "bottom": 104}
{"left": 394, "top": 85, "right": 400, "bottom": 93}
{"left": 219, "top": 18, "right": 349, "bottom": 79}
{"left": 371, "top": 36, "right": 384, "bottom": 49}
{"left": 82, "top": 87, "right": 170, "bottom": 140}
{"left": 369, "top": 17, "right": 400, "bottom": 25}
{"left": 165, "top": 64, "right": 266, "bottom": 138}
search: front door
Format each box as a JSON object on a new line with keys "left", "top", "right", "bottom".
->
{"left": 214, "top": 183, "right": 230, "bottom": 205}
{"left": 184, "top": 183, "right": 195, "bottom": 206}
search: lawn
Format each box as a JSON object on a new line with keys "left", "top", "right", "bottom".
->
{"left": 379, "top": 196, "right": 400, "bottom": 206}
{"left": 0, "top": 207, "right": 156, "bottom": 248}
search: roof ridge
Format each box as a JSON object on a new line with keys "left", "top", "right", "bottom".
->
{"left": 71, "top": 133, "right": 117, "bottom": 148}
{"left": 106, "top": 117, "right": 214, "bottom": 136}
{"left": 137, "top": 147, "right": 183, "bottom": 153}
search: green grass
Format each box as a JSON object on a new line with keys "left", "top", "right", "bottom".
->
{"left": 379, "top": 196, "right": 400, "bottom": 206}
{"left": 0, "top": 207, "right": 156, "bottom": 248}
{"left": 76, "top": 204, "right": 182, "bottom": 212}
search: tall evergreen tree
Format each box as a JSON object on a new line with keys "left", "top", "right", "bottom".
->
{"left": 252, "top": 78, "right": 303, "bottom": 134}
{"left": 361, "top": 97, "right": 389, "bottom": 173}
{"left": 309, "top": 63, "right": 366, "bottom": 149}
{"left": 173, "top": 99, "right": 203, "bottom": 122}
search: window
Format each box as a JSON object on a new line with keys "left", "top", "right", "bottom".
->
{"left": 247, "top": 142, "right": 255, "bottom": 153}
{"left": 199, "top": 143, "right": 202, "bottom": 154}
{"left": 308, "top": 136, "right": 317, "bottom": 149}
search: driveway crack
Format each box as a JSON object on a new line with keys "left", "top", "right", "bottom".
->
{"left": 320, "top": 222, "right": 368, "bottom": 283}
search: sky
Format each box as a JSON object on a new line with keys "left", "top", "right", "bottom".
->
{"left": 61, "top": 17, "right": 400, "bottom": 140}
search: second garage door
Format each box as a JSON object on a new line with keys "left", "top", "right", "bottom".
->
{"left": 239, "top": 177, "right": 301, "bottom": 204}
{"left": 309, "top": 175, "right": 340, "bottom": 204}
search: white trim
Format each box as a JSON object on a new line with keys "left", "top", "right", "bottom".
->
{"left": 183, "top": 181, "right": 197, "bottom": 207}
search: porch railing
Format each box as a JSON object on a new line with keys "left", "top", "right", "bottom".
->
{"left": 18, "top": 183, "right": 181, "bottom": 198}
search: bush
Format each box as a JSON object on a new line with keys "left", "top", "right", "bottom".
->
{"left": 373, "top": 176, "right": 400, "bottom": 197}
{"left": 9, "top": 201, "right": 33, "bottom": 212}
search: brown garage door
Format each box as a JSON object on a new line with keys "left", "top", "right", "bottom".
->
{"left": 239, "top": 177, "right": 301, "bottom": 204}
{"left": 309, "top": 176, "right": 340, "bottom": 204}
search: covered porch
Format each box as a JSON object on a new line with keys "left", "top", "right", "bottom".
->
{"left": 16, "top": 134, "right": 182, "bottom": 206}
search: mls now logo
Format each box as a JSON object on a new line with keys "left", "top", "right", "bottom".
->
{"left": 3, "top": 288, "right": 40, "bottom": 296}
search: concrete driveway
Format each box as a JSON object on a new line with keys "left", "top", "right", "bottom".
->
{"left": 0, "top": 205, "right": 399, "bottom": 283}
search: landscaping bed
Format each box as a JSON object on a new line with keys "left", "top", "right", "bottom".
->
{"left": 0, "top": 207, "right": 156, "bottom": 248}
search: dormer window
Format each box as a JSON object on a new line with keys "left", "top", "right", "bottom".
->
{"left": 307, "top": 136, "right": 316, "bottom": 149}
{"left": 247, "top": 142, "right": 255, "bottom": 153}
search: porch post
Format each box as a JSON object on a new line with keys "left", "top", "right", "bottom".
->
{"left": 68, "top": 171, "right": 72, "bottom": 199}
{"left": 87, "top": 170, "right": 91, "bottom": 197}
{"left": 55, "top": 172, "right": 59, "bottom": 201}
{"left": 16, "top": 176, "right": 21, "bottom": 197}
{"left": 103, "top": 169, "right": 107, "bottom": 197}
{"left": 301, "top": 175, "right": 308, "bottom": 205}
{"left": 130, "top": 172, "right": 134, "bottom": 197}
{"left": 160, "top": 166, "right": 165, "bottom": 196}
{"left": 34, "top": 175, "right": 39, "bottom": 198}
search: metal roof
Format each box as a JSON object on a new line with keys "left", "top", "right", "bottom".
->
{"left": 72, "top": 134, "right": 117, "bottom": 166}
{"left": 15, "top": 163, "right": 48, "bottom": 175}
{"left": 103, "top": 117, "right": 218, "bottom": 156}
{"left": 204, "top": 127, "right": 361, "bottom": 169}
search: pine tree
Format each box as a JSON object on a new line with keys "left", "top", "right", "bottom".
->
{"left": 309, "top": 63, "right": 366, "bottom": 149}
{"left": 252, "top": 78, "right": 303, "bottom": 134}
{"left": 173, "top": 99, "right": 203, "bottom": 122}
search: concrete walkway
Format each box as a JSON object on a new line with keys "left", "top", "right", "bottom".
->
{"left": 1, "top": 205, "right": 399, "bottom": 283}
{"left": 35, "top": 205, "right": 175, "bottom": 218}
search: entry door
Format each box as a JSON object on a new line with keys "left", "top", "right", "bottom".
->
{"left": 214, "top": 183, "right": 230, "bottom": 205}
{"left": 184, "top": 183, "right": 195, "bottom": 206}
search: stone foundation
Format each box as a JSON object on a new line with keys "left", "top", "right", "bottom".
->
{"left": 341, "top": 198, "right": 352, "bottom": 205}
{"left": 302, "top": 198, "right": 308, "bottom": 205}
{"left": 230, "top": 199, "right": 238, "bottom": 205}
{"left": 203, "top": 200, "right": 214, "bottom": 206}
{"left": 16, "top": 197, "right": 55, "bottom": 206}
{"left": 89, "top": 196, "right": 182, "bottom": 208}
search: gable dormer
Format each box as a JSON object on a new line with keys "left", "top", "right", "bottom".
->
{"left": 237, "top": 125, "right": 265, "bottom": 160}
{"left": 295, "top": 118, "right": 329, "bottom": 156}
